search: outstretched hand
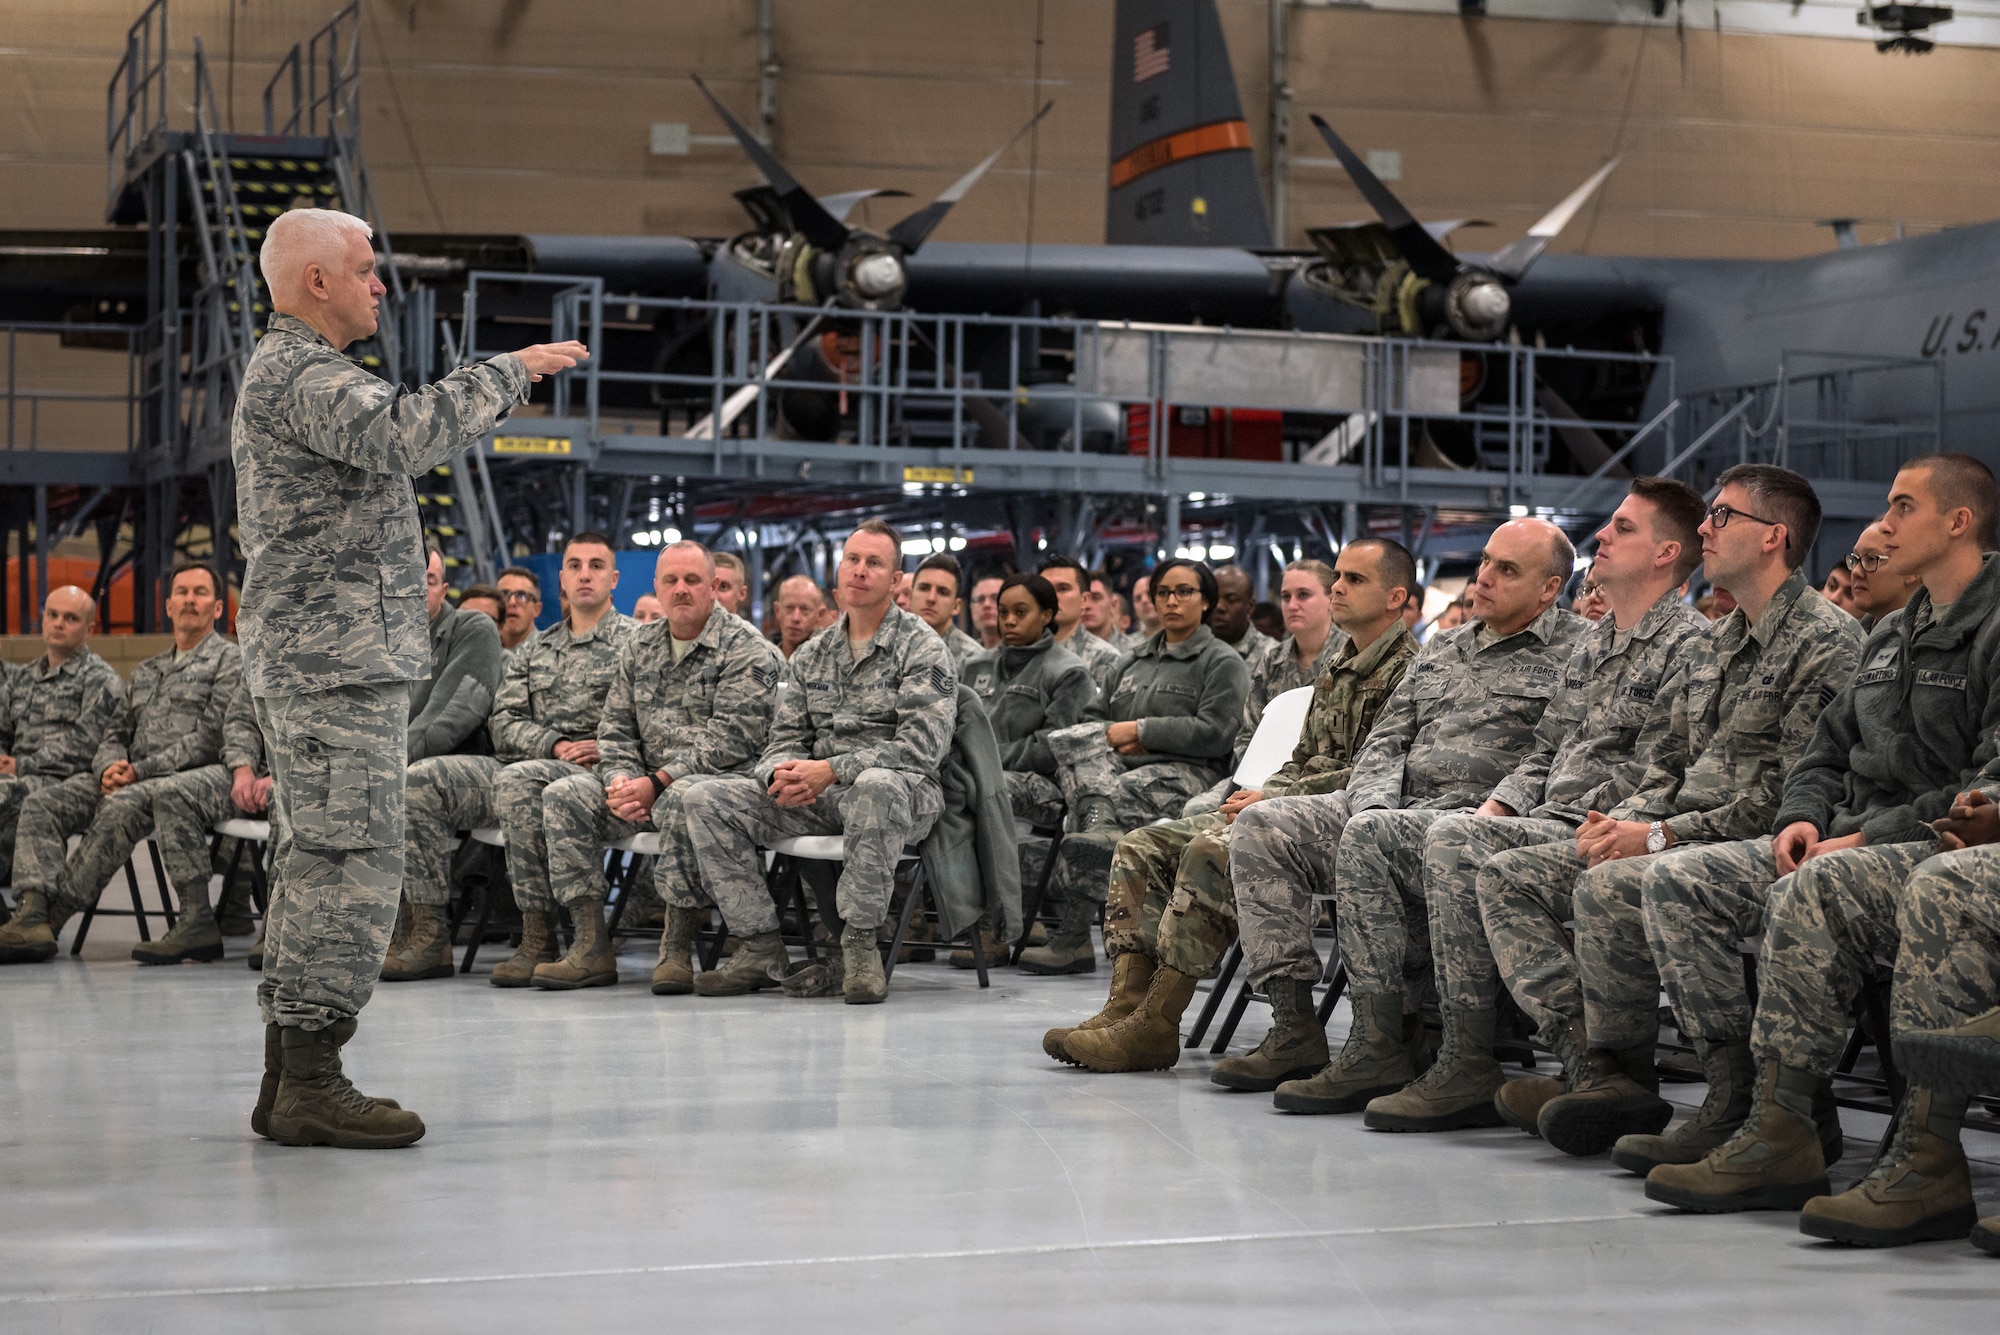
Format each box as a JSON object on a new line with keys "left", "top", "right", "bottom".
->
{"left": 513, "top": 341, "right": 590, "bottom": 381}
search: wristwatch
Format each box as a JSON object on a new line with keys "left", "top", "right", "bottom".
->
{"left": 1646, "top": 820, "right": 1669, "bottom": 855}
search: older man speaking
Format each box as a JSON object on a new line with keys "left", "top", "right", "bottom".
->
{"left": 234, "top": 208, "right": 585, "bottom": 1148}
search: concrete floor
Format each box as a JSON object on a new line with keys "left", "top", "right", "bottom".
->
{"left": 2, "top": 899, "right": 1997, "bottom": 1333}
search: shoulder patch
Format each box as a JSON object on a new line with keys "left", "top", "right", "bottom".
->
{"left": 751, "top": 663, "right": 777, "bottom": 691}
{"left": 930, "top": 664, "right": 954, "bottom": 697}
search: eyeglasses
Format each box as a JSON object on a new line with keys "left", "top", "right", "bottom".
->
{"left": 1845, "top": 551, "right": 1890, "bottom": 574}
{"left": 1705, "top": 503, "right": 1781, "bottom": 531}
{"left": 1152, "top": 584, "right": 1203, "bottom": 603}
{"left": 501, "top": 590, "right": 540, "bottom": 605}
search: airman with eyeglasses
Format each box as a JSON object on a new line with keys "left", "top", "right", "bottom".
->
{"left": 1845, "top": 518, "right": 1919, "bottom": 629}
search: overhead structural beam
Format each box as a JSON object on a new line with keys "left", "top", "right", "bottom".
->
{"left": 1268, "top": 0, "right": 1291, "bottom": 243}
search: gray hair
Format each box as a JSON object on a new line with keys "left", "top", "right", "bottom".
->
{"left": 659, "top": 539, "right": 715, "bottom": 574}
{"left": 259, "top": 208, "right": 374, "bottom": 298}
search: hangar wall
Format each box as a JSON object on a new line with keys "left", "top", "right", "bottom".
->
{"left": 7, "top": 0, "right": 2000, "bottom": 259}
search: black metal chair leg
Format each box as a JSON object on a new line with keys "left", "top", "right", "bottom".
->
{"left": 458, "top": 874, "right": 495, "bottom": 974}
{"left": 604, "top": 851, "right": 633, "bottom": 934}
{"left": 967, "top": 907, "right": 990, "bottom": 989}
{"left": 1210, "top": 977, "right": 1257, "bottom": 1056}
{"left": 1186, "top": 942, "right": 1241, "bottom": 1048}
{"left": 70, "top": 887, "right": 100, "bottom": 955}
{"left": 1315, "top": 962, "right": 1350, "bottom": 1025}
{"left": 146, "top": 840, "right": 176, "bottom": 930}
{"left": 881, "top": 857, "right": 927, "bottom": 984}
{"left": 1012, "top": 825, "right": 1063, "bottom": 965}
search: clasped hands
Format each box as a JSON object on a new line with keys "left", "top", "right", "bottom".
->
{"left": 768, "top": 758, "right": 836, "bottom": 808}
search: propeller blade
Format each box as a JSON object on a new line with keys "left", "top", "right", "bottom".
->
{"left": 887, "top": 100, "right": 1054, "bottom": 253}
{"left": 1487, "top": 157, "right": 1620, "bottom": 282}
{"left": 816, "top": 188, "right": 911, "bottom": 224}
{"left": 1308, "top": 115, "right": 1461, "bottom": 285}
{"left": 692, "top": 75, "right": 849, "bottom": 250}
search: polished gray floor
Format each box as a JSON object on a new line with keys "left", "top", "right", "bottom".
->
{"left": 3, "top": 902, "right": 1998, "bottom": 1333}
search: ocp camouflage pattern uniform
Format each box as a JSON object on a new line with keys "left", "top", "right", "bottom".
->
{"left": 1478, "top": 571, "right": 1860, "bottom": 1048}
{"left": 1232, "top": 604, "right": 1585, "bottom": 991}
{"left": 13, "top": 630, "right": 240, "bottom": 917}
{"left": 682, "top": 604, "right": 955, "bottom": 933}
{"left": 1338, "top": 590, "right": 1706, "bottom": 1020}
{"left": 1058, "top": 626, "right": 1124, "bottom": 692}
{"left": 234, "top": 310, "right": 530, "bottom": 1029}
{"left": 1644, "top": 556, "right": 2000, "bottom": 1064}
{"left": 1045, "top": 624, "right": 1251, "bottom": 903}
{"left": 540, "top": 605, "right": 781, "bottom": 915}
{"left": 147, "top": 683, "right": 272, "bottom": 905}
{"left": 400, "top": 609, "right": 631, "bottom": 909}
{"left": 1183, "top": 629, "right": 1347, "bottom": 818}
{"left": 1104, "top": 622, "right": 1417, "bottom": 979}
{"left": 0, "top": 645, "right": 122, "bottom": 885}
{"left": 958, "top": 633, "right": 1097, "bottom": 828}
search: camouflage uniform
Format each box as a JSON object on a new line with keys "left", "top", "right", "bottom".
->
{"left": 1104, "top": 623, "right": 1417, "bottom": 977}
{"left": 1644, "top": 561, "right": 2000, "bottom": 1051}
{"left": 1341, "top": 591, "right": 1706, "bottom": 1013}
{"left": 1183, "top": 630, "right": 1347, "bottom": 818}
{"left": 1224, "top": 626, "right": 1277, "bottom": 665}
{"left": 234, "top": 310, "right": 530, "bottom": 1029}
{"left": 1480, "top": 572, "right": 1861, "bottom": 1046}
{"left": 1233, "top": 605, "right": 1584, "bottom": 990}
{"left": 682, "top": 605, "right": 954, "bottom": 933}
{"left": 0, "top": 646, "right": 123, "bottom": 885}
{"left": 1892, "top": 844, "right": 2000, "bottom": 1044}
{"left": 1057, "top": 626, "right": 1125, "bottom": 692}
{"left": 13, "top": 631, "right": 240, "bottom": 916}
{"left": 943, "top": 624, "right": 984, "bottom": 669}
{"left": 1045, "top": 624, "right": 1250, "bottom": 902}
{"left": 148, "top": 683, "right": 270, "bottom": 904}
{"left": 540, "top": 606, "right": 780, "bottom": 913}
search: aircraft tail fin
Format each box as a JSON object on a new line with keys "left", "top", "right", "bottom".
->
{"left": 1106, "top": 0, "right": 1271, "bottom": 248}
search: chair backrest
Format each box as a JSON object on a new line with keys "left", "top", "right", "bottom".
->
{"left": 1233, "top": 684, "right": 1314, "bottom": 790}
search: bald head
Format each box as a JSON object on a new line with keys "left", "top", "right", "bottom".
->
{"left": 41, "top": 585, "right": 94, "bottom": 661}
{"left": 1470, "top": 518, "right": 1571, "bottom": 638}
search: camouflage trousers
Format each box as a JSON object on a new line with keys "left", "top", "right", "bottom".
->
{"left": 1752, "top": 839, "right": 1937, "bottom": 1076}
{"left": 1332, "top": 807, "right": 1478, "bottom": 1001}
{"left": 0, "top": 772, "right": 67, "bottom": 888}
{"left": 1103, "top": 810, "right": 1238, "bottom": 979}
{"left": 1410, "top": 814, "right": 1575, "bottom": 1013}
{"left": 402, "top": 754, "right": 501, "bottom": 907}
{"left": 1479, "top": 838, "right": 1667, "bottom": 1050}
{"left": 542, "top": 769, "right": 702, "bottom": 912}
{"left": 493, "top": 757, "right": 596, "bottom": 911}
{"left": 1046, "top": 722, "right": 1216, "bottom": 903}
{"left": 1230, "top": 790, "right": 1353, "bottom": 989}
{"left": 147, "top": 764, "right": 238, "bottom": 903}
{"left": 1894, "top": 846, "right": 2000, "bottom": 1067}
{"left": 1005, "top": 770, "right": 1065, "bottom": 828}
{"left": 254, "top": 683, "right": 410, "bottom": 1031}
{"left": 20, "top": 772, "right": 199, "bottom": 916}
{"left": 1638, "top": 835, "right": 1782, "bottom": 1044}
{"left": 682, "top": 768, "right": 943, "bottom": 934}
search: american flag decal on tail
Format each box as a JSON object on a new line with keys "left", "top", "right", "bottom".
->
{"left": 1133, "top": 23, "right": 1170, "bottom": 82}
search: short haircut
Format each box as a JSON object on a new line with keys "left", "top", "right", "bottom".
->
{"left": 259, "top": 207, "right": 373, "bottom": 294}
{"left": 712, "top": 551, "right": 747, "bottom": 579}
{"left": 775, "top": 572, "right": 820, "bottom": 599}
{"left": 1903, "top": 452, "right": 2000, "bottom": 548}
{"left": 497, "top": 566, "right": 540, "bottom": 588}
{"left": 564, "top": 530, "right": 615, "bottom": 556}
{"left": 460, "top": 582, "right": 502, "bottom": 606}
{"left": 1627, "top": 475, "right": 1708, "bottom": 582}
{"left": 1037, "top": 555, "right": 1089, "bottom": 586}
{"left": 850, "top": 519, "right": 904, "bottom": 556}
{"left": 1213, "top": 563, "right": 1250, "bottom": 586}
{"left": 1089, "top": 571, "right": 1114, "bottom": 590}
{"left": 1346, "top": 537, "right": 1418, "bottom": 605}
{"left": 915, "top": 552, "right": 964, "bottom": 594}
{"left": 661, "top": 539, "right": 715, "bottom": 572}
{"left": 1284, "top": 558, "right": 1337, "bottom": 592}
{"left": 1149, "top": 558, "right": 1218, "bottom": 612}
{"left": 1715, "top": 464, "right": 1822, "bottom": 570}
{"left": 1543, "top": 526, "right": 1578, "bottom": 583}
{"left": 168, "top": 560, "right": 220, "bottom": 600}
{"left": 999, "top": 572, "right": 1059, "bottom": 618}
{"left": 423, "top": 536, "right": 444, "bottom": 562}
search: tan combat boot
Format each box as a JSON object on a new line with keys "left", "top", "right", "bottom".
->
{"left": 949, "top": 919, "right": 1010, "bottom": 971}
{"left": 1364, "top": 1004, "right": 1508, "bottom": 1132}
{"left": 1044, "top": 951, "right": 1155, "bottom": 1063}
{"left": 0, "top": 890, "right": 72, "bottom": 964}
{"left": 1017, "top": 893, "right": 1098, "bottom": 976}
{"left": 490, "top": 910, "right": 558, "bottom": 988}
{"left": 1494, "top": 1017, "right": 1586, "bottom": 1135}
{"left": 252, "top": 1019, "right": 398, "bottom": 1138}
{"left": 693, "top": 930, "right": 787, "bottom": 995}
{"left": 1612, "top": 1037, "right": 1753, "bottom": 1174}
{"left": 650, "top": 906, "right": 700, "bottom": 995}
{"left": 133, "top": 882, "right": 225, "bottom": 965}
{"left": 1645, "top": 1061, "right": 1830, "bottom": 1213}
{"left": 1063, "top": 966, "right": 1201, "bottom": 1072}
{"left": 1209, "top": 979, "right": 1329, "bottom": 1091}
{"left": 1538, "top": 1038, "right": 1672, "bottom": 1157}
{"left": 532, "top": 897, "right": 619, "bottom": 989}
{"left": 267, "top": 1022, "right": 425, "bottom": 1149}
{"left": 842, "top": 923, "right": 888, "bottom": 1004}
{"left": 380, "top": 903, "right": 455, "bottom": 981}
{"left": 1271, "top": 992, "right": 1413, "bottom": 1114}
{"left": 1800, "top": 1086, "right": 1979, "bottom": 1247}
